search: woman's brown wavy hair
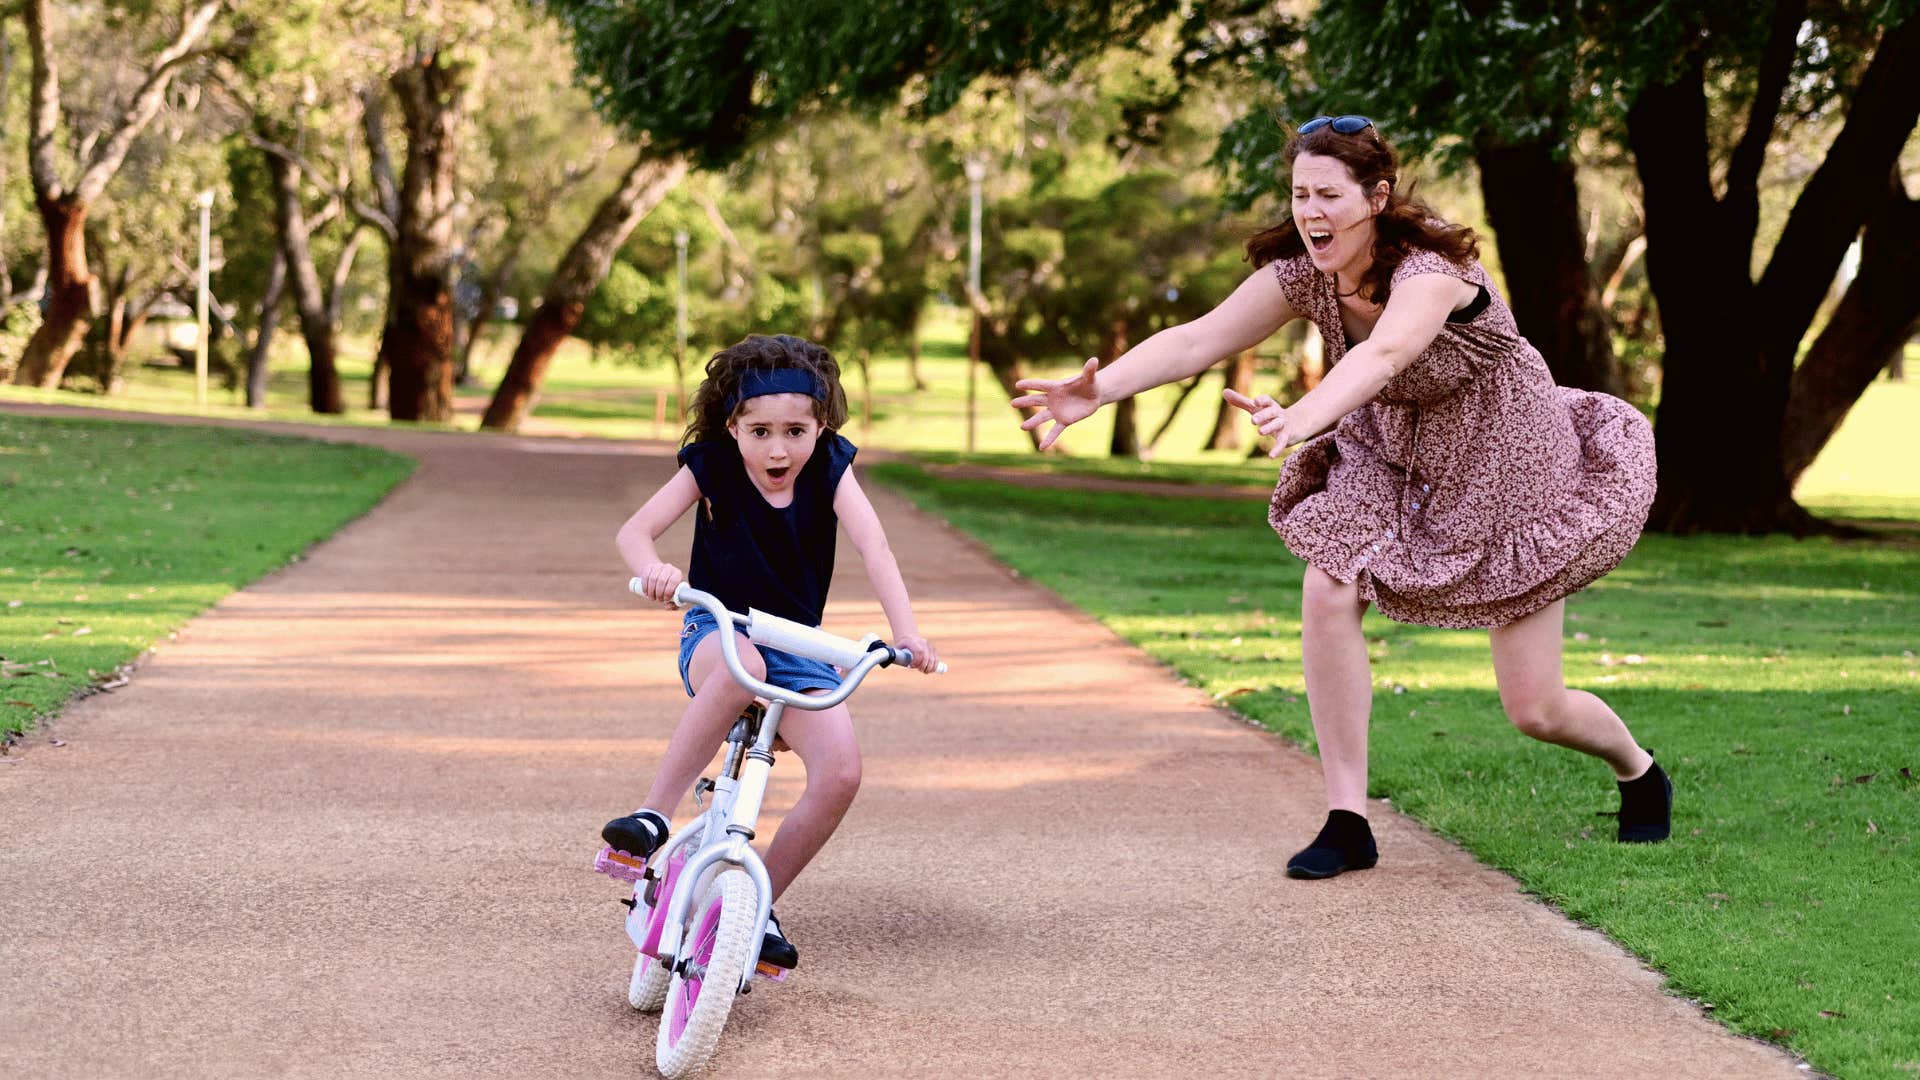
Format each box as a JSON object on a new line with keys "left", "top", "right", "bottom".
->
{"left": 1244, "top": 121, "right": 1478, "bottom": 305}
{"left": 682, "top": 334, "right": 849, "bottom": 446}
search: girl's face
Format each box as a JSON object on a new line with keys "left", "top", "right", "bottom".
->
{"left": 1291, "top": 152, "right": 1388, "bottom": 286}
{"left": 727, "top": 392, "right": 823, "bottom": 500}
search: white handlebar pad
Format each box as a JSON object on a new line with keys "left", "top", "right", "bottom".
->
{"left": 746, "top": 608, "right": 877, "bottom": 670}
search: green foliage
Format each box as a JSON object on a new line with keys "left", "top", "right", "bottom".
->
{"left": 548, "top": 0, "right": 1184, "bottom": 164}
{"left": 0, "top": 413, "right": 412, "bottom": 737}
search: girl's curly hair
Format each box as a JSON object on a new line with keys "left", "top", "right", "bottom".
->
{"left": 1244, "top": 120, "right": 1478, "bottom": 305}
{"left": 682, "top": 334, "right": 849, "bottom": 446}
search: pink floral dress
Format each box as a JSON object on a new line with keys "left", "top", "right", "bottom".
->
{"left": 1267, "top": 248, "right": 1656, "bottom": 629}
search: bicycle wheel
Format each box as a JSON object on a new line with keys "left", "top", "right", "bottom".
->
{"left": 627, "top": 819, "right": 710, "bottom": 1012}
{"left": 655, "top": 868, "right": 757, "bottom": 1078}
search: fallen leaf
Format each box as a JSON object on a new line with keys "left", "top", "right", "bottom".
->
{"left": 1820, "top": 1010, "right": 1847, "bottom": 1019}
{"left": 48, "top": 738, "right": 65, "bottom": 747}
{"left": 5, "top": 700, "right": 33, "bottom": 708}
{"left": 1854, "top": 774, "right": 1875, "bottom": 784}
{"left": 1867, "top": 820, "right": 1879, "bottom": 834}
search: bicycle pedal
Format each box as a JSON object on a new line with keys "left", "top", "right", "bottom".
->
{"left": 754, "top": 961, "right": 790, "bottom": 983}
{"left": 593, "top": 845, "right": 648, "bottom": 883}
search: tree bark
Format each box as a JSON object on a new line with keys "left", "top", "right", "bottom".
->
{"left": 1779, "top": 171, "right": 1920, "bottom": 483}
{"left": 481, "top": 152, "right": 687, "bottom": 432}
{"left": 379, "top": 54, "right": 470, "bottom": 423}
{"left": 1475, "top": 138, "right": 1623, "bottom": 395}
{"left": 1207, "top": 348, "right": 1256, "bottom": 450}
{"left": 245, "top": 251, "right": 288, "bottom": 408}
{"left": 1104, "top": 318, "right": 1138, "bottom": 457}
{"left": 264, "top": 141, "right": 344, "bottom": 414}
{"left": 13, "top": 194, "right": 91, "bottom": 386}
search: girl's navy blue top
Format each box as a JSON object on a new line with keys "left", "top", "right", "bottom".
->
{"left": 677, "top": 433, "right": 857, "bottom": 627}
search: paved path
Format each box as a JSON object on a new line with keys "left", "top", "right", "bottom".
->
{"left": 0, "top": 403, "right": 1803, "bottom": 1078}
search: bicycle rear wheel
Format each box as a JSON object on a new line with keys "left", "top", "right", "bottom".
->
{"left": 655, "top": 868, "right": 756, "bottom": 1078}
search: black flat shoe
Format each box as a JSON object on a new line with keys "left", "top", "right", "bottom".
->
{"left": 1617, "top": 757, "right": 1673, "bottom": 844}
{"left": 759, "top": 910, "right": 798, "bottom": 969}
{"left": 601, "top": 808, "right": 671, "bottom": 858}
{"left": 1286, "top": 810, "right": 1379, "bottom": 879}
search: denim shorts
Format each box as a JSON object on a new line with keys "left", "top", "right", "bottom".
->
{"left": 677, "top": 608, "right": 844, "bottom": 698}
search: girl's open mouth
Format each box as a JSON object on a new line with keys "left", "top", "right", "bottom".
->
{"left": 766, "top": 466, "right": 790, "bottom": 481}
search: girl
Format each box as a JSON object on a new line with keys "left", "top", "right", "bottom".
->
{"left": 602, "top": 334, "right": 940, "bottom": 966}
{"left": 1013, "top": 116, "right": 1666, "bottom": 879}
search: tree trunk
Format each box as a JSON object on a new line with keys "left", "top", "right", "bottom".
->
{"left": 1475, "top": 139, "right": 1622, "bottom": 395}
{"left": 380, "top": 54, "right": 469, "bottom": 423}
{"left": 1104, "top": 318, "right": 1138, "bottom": 458}
{"left": 11, "top": 195, "right": 90, "bottom": 386}
{"left": 1628, "top": 62, "right": 1812, "bottom": 534}
{"left": 264, "top": 146, "right": 344, "bottom": 415}
{"left": 1779, "top": 172, "right": 1920, "bottom": 484}
{"left": 1208, "top": 348, "right": 1256, "bottom": 450}
{"left": 482, "top": 153, "right": 687, "bottom": 432}
{"left": 246, "top": 252, "right": 288, "bottom": 409}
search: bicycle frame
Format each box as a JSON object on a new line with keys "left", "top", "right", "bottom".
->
{"left": 645, "top": 584, "right": 901, "bottom": 993}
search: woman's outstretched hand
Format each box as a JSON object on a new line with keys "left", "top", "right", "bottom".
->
{"left": 1012, "top": 357, "right": 1101, "bottom": 451}
{"left": 1223, "top": 388, "right": 1292, "bottom": 458}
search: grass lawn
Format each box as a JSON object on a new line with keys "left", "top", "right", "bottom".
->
{"left": 867, "top": 455, "right": 1920, "bottom": 1078}
{"left": 0, "top": 412, "right": 413, "bottom": 739}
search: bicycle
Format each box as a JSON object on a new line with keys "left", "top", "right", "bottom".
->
{"left": 595, "top": 581, "right": 942, "bottom": 1078}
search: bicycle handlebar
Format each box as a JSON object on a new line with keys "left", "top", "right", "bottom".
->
{"left": 628, "top": 580, "right": 943, "bottom": 709}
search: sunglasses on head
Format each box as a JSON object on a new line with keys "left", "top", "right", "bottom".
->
{"left": 1299, "top": 115, "right": 1375, "bottom": 135}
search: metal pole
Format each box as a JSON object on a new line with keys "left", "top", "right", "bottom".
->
{"left": 194, "top": 190, "right": 213, "bottom": 408}
{"left": 965, "top": 158, "right": 985, "bottom": 455}
{"left": 674, "top": 229, "right": 689, "bottom": 414}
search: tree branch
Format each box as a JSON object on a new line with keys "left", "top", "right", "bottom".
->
{"left": 73, "top": 1, "right": 225, "bottom": 205}
{"left": 1724, "top": 0, "right": 1805, "bottom": 215}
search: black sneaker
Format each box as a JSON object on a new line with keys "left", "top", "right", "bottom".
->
{"left": 601, "top": 808, "right": 671, "bottom": 858}
{"left": 1286, "top": 810, "right": 1379, "bottom": 879}
{"left": 759, "top": 909, "right": 799, "bottom": 970}
{"left": 1617, "top": 757, "right": 1673, "bottom": 843}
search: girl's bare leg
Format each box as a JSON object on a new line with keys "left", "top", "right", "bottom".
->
{"left": 1488, "top": 600, "right": 1653, "bottom": 780}
{"left": 636, "top": 633, "right": 763, "bottom": 815}
{"left": 759, "top": 699, "right": 861, "bottom": 900}
{"left": 1301, "top": 565, "right": 1375, "bottom": 813}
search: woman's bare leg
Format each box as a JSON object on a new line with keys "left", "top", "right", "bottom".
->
{"left": 1301, "top": 565, "right": 1375, "bottom": 813}
{"left": 1488, "top": 600, "right": 1652, "bottom": 780}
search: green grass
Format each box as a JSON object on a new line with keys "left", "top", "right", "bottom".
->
{"left": 865, "top": 464, "right": 1920, "bottom": 1079}
{"left": 0, "top": 412, "right": 413, "bottom": 738}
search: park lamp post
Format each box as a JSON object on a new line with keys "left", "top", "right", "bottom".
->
{"left": 964, "top": 157, "right": 985, "bottom": 454}
{"left": 194, "top": 189, "right": 214, "bottom": 408}
{"left": 674, "top": 230, "right": 690, "bottom": 430}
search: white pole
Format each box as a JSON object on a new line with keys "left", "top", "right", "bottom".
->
{"left": 964, "top": 158, "right": 985, "bottom": 455}
{"left": 194, "top": 190, "right": 214, "bottom": 408}
{"left": 674, "top": 229, "right": 689, "bottom": 411}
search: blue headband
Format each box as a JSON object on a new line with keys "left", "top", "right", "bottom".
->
{"left": 725, "top": 368, "right": 826, "bottom": 414}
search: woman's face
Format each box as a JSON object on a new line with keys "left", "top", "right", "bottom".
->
{"left": 1291, "top": 152, "right": 1387, "bottom": 284}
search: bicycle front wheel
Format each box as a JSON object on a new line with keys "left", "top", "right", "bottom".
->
{"left": 655, "top": 868, "right": 756, "bottom": 1077}
{"left": 628, "top": 820, "right": 710, "bottom": 1013}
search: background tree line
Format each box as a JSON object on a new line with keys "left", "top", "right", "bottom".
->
{"left": 0, "top": 0, "right": 1913, "bottom": 535}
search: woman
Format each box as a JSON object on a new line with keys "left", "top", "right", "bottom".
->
{"left": 1012, "top": 116, "right": 1667, "bottom": 879}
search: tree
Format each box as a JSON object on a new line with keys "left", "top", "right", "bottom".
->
{"left": 9, "top": 0, "right": 224, "bottom": 387}
{"left": 1621, "top": 3, "right": 1920, "bottom": 532}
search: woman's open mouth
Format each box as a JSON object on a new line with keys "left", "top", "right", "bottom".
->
{"left": 1308, "top": 228, "right": 1334, "bottom": 253}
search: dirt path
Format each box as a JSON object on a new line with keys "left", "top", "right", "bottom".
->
{"left": 0, "top": 403, "right": 1803, "bottom": 1078}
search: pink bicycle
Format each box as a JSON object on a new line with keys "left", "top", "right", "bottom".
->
{"left": 596, "top": 582, "right": 939, "bottom": 1077}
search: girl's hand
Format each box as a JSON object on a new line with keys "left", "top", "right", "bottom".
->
{"left": 1011, "top": 357, "right": 1101, "bottom": 451}
{"left": 635, "top": 562, "right": 685, "bottom": 606}
{"left": 894, "top": 634, "right": 940, "bottom": 674}
{"left": 1223, "top": 389, "right": 1292, "bottom": 458}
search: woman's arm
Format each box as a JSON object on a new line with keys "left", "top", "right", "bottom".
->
{"left": 833, "top": 469, "right": 940, "bottom": 672}
{"left": 616, "top": 465, "right": 702, "bottom": 602}
{"left": 1012, "top": 265, "right": 1300, "bottom": 450}
{"left": 1228, "top": 272, "right": 1475, "bottom": 454}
